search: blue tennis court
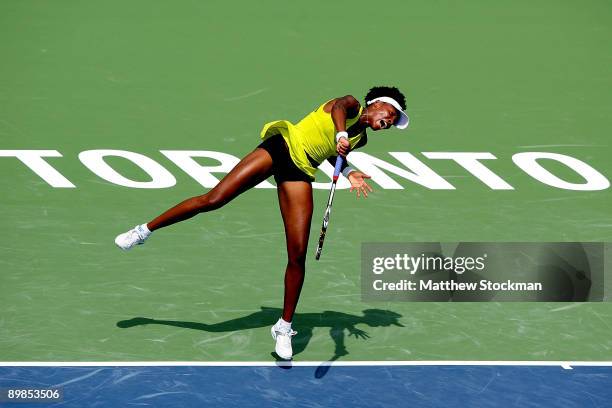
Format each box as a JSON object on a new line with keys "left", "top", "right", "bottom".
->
{"left": 2, "top": 363, "right": 611, "bottom": 407}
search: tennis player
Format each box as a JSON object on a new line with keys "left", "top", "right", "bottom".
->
{"left": 115, "top": 86, "right": 409, "bottom": 360}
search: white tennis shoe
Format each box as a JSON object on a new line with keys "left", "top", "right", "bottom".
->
{"left": 114, "top": 224, "right": 151, "bottom": 250}
{"left": 271, "top": 323, "right": 297, "bottom": 360}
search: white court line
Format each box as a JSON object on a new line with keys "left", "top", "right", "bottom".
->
{"left": 1, "top": 361, "right": 612, "bottom": 369}
{"left": 516, "top": 144, "right": 606, "bottom": 148}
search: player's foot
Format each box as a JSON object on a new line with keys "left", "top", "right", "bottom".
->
{"left": 114, "top": 224, "right": 151, "bottom": 250}
{"left": 271, "top": 322, "right": 297, "bottom": 360}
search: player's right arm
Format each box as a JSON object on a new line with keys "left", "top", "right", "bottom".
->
{"left": 331, "top": 95, "right": 361, "bottom": 156}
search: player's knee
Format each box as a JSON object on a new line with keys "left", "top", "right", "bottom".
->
{"left": 207, "top": 193, "right": 226, "bottom": 210}
{"left": 287, "top": 242, "right": 308, "bottom": 267}
{"left": 288, "top": 256, "right": 306, "bottom": 268}
{"left": 197, "top": 192, "right": 226, "bottom": 212}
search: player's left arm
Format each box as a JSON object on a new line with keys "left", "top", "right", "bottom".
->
{"left": 326, "top": 135, "right": 373, "bottom": 199}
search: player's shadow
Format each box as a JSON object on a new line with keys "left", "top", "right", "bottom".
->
{"left": 117, "top": 307, "right": 403, "bottom": 377}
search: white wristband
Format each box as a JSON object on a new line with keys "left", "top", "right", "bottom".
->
{"left": 335, "top": 131, "right": 348, "bottom": 142}
{"left": 342, "top": 166, "right": 355, "bottom": 178}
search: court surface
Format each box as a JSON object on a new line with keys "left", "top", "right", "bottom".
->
{"left": 2, "top": 363, "right": 612, "bottom": 407}
{"left": 1, "top": 0, "right": 611, "bottom": 405}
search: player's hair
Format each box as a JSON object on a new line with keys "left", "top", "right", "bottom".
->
{"left": 365, "top": 86, "right": 407, "bottom": 110}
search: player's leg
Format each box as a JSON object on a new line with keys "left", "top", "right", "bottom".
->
{"left": 115, "top": 147, "right": 273, "bottom": 250}
{"left": 147, "top": 148, "right": 273, "bottom": 231}
{"left": 278, "top": 181, "right": 314, "bottom": 322}
{"left": 271, "top": 180, "right": 313, "bottom": 359}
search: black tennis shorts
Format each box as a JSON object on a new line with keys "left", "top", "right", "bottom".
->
{"left": 257, "top": 134, "right": 314, "bottom": 184}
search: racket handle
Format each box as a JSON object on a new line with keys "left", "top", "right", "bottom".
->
{"left": 333, "top": 155, "right": 344, "bottom": 181}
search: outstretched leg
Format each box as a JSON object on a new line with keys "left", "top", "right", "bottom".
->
{"left": 147, "top": 148, "right": 273, "bottom": 231}
{"left": 276, "top": 181, "right": 314, "bottom": 322}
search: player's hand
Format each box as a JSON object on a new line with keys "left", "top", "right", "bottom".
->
{"left": 348, "top": 327, "right": 370, "bottom": 340}
{"left": 348, "top": 171, "right": 373, "bottom": 198}
{"left": 336, "top": 137, "right": 350, "bottom": 157}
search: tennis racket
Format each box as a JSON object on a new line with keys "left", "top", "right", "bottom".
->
{"left": 315, "top": 155, "right": 344, "bottom": 260}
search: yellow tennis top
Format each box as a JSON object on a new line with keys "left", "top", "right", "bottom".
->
{"left": 260, "top": 99, "right": 366, "bottom": 179}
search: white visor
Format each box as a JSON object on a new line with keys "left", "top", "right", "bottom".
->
{"left": 366, "top": 96, "right": 410, "bottom": 129}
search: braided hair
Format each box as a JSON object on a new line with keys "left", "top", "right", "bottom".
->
{"left": 364, "top": 86, "right": 407, "bottom": 110}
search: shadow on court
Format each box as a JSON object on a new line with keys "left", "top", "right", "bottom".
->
{"left": 117, "top": 307, "right": 403, "bottom": 377}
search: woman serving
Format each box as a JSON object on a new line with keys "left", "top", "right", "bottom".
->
{"left": 115, "top": 85, "right": 409, "bottom": 360}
